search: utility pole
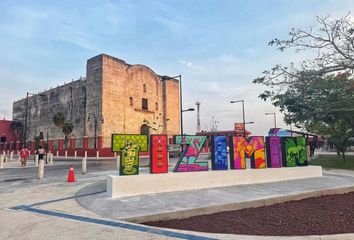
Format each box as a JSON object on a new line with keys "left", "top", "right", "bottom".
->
{"left": 196, "top": 100, "right": 201, "bottom": 132}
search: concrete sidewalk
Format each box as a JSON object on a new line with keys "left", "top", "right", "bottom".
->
{"left": 76, "top": 170, "right": 354, "bottom": 223}
{"left": 1, "top": 168, "right": 354, "bottom": 240}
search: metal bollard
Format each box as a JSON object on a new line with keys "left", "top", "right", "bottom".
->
{"left": 116, "top": 155, "right": 120, "bottom": 170}
{"left": 0, "top": 155, "right": 4, "bottom": 169}
{"left": 96, "top": 151, "right": 99, "bottom": 158}
{"left": 84, "top": 151, "right": 87, "bottom": 158}
{"left": 74, "top": 150, "right": 77, "bottom": 158}
{"left": 50, "top": 153, "right": 54, "bottom": 165}
{"left": 35, "top": 154, "right": 39, "bottom": 167}
{"left": 10, "top": 151, "right": 13, "bottom": 160}
{"left": 56, "top": 150, "right": 59, "bottom": 157}
{"left": 65, "top": 150, "right": 68, "bottom": 158}
{"left": 82, "top": 157, "right": 87, "bottom": 174}
{"left": 37, "top": 159, "right": 45, "bottom": 179}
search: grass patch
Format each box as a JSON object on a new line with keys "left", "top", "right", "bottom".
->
{"left": 309, "top": 154, "right": 354, "bottom": 170}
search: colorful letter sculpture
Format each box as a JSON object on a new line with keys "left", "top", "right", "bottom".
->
{"left": 281, "top": 137, "right": 308, "bottom": 167}
{"left": 110, "top": 132, "right": 310, "bottom": 175}
{"left": 112, "top": 134, "right": 148, "bottom": 175}
{"left": 266, "top": 136, "right": 282, "bottom": 168}
{"left": 229, "top": 136, "right": 266, "bottom": 169}
{"left": 150, "top": 135, "right": 168, "bottom": 174}
{"left": 173, "top": 135, "right": 208, "bottom": 172}
{"left": 211, "top": 136, "right": 228, "bottom": 170}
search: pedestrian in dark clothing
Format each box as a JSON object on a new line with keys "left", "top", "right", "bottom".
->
{"left": 37, "top": 146, "right": 46, "bottom": 164}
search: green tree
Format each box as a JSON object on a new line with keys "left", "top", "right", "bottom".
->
{"left": 52, "top": 112, "right": 73, "bottom": 147}
{"left": 52, "top": 112, "right": 65, "bottom": 129}
{"left": 254, "top": 13, "right": 354, "bottom": 160}
{"left": 62, "top": 122, "right": 73, "bottom": 146}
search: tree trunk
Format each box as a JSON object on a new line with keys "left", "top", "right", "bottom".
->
{"left": 64, "top": 135, "right": 68, "bottom": 149}
{"left": 341, "top": 152, "right": 346, "bottom": 164}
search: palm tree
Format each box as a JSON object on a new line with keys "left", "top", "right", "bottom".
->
{"left": 62, "top": 123, "right": 73, "bottom": 147}
{"left": 52, "top": 112, "right": 65, "bottom": 129}
{"left": 52, "top": 112, "right": 73, "bottom": 147}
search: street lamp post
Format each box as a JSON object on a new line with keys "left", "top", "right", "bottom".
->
{"left": 94, "top": 118, "right": 97, "bottom": 149}
{"left": 162, "top": 75, "right": 187, "bottom": 135}
{"left": 88, "top": 115, "right": 99, "bottom": 149}
{"left": 23, "top": 93, "right": 30, "bottom": 147}
{"left": 265, "top": 112, "right": 277, "bottom": 128}
{"left": 230, "top": 100, "right": 246, "bottom": 137}
{"left": 181, "top": 108, "right": 195, "bottom": 135}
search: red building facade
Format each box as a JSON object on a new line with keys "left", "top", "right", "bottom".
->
{"left": 0, "top": 119, "right": 18, "bottom": 143}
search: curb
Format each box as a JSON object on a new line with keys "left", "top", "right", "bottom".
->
{"left": 122, "top": 185, "right": 354, "bottom": 223}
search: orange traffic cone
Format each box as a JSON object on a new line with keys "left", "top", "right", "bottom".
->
{"left": 67, "top": 165, "right": 75, "bottom": 182}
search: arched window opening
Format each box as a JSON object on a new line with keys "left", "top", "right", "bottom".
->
{"left": 143, "top": 84, "right": 147, "bottom": 93}
{"left": 140, "top": 124, "right": 149, "bottom": 136}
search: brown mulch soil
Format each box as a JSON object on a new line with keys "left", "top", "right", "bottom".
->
{"left": 144, "top": 192, "right": 354, "bottom": 236}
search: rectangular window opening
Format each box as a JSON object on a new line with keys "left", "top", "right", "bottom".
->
{"left": 142, "top": 98, "right": 148, "bottom": 110}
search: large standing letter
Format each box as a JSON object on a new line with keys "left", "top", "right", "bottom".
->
{"left": 229, "top": 136, "right": 266, "bottom": 169}
{"left": 112, "top": 134, "right": 148, "bottom": 175}
{"left": 150, "top": 135, "right": 168, "bottom": 174}
{"left": 266, "top": 136, "right": 282, "bottom": 168}
{"left": 211, "top": 136, "right": 228, "bottom": 170}
{"left": 281, "top": 137, "right": 308, "bottom": 167}
{"left": 173, "top": 135, "right": 208, "bottom": 172}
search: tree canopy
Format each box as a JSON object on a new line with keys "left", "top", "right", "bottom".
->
{"left": 52, "top": 112, "right": 65, "bottom": 129}
{"left": 253, "top": 13, "right": 354, "bottom": 158}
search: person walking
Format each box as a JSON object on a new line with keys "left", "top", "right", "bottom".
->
{"left": 19, "top": 146, "right": 30, "bottom": 167}
{"left": 37, "top": 145, "right": 46, "bottom": 164}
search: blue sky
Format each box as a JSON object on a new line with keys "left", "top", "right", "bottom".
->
{"left": 1, "top": 0, "right": 353, "bottom": 135}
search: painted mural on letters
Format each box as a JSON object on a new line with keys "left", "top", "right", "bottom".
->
{"left": 173, "top": 135, "right": 208, "bottom": 172}
{"left": 211, "top": 136, "right": 228, "bottom": 170}
{"left": 266, "top": 136, "right": 282, "bottom": 168}
{"left": 281, "top": 137, "right": 308, "bottom": 167}
{"left": 150, "top": 135, "right": 168, "bottom": 174}
{"left": 230, "top": 136, "right": 266, "bottom": 169}
{"left": 110, "top": 132, "right": 310, "bottom": 175}
{"left": 112, "top": 134, "right": 148, "bottom": 175}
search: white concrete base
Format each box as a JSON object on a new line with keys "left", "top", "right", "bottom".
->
{"left": 107, "top": 166, "right": 323, "bottom": 198}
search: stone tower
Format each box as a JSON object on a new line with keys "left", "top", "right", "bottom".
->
{"left": 13, "top": 54, "right": 181, "bottom": 147}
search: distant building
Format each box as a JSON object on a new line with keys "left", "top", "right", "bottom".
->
{"left": 0, "top": 119, "right": 19, "bottom": 143}
{"left": 197, "top": 122, "right": 252, "bottom": 139}
{"left": 13, "top": 54, "right": 180, "bottom": 147}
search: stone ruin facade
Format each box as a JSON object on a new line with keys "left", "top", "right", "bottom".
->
{"left": 13, "top": 54, "right": 181, "bottom": 147}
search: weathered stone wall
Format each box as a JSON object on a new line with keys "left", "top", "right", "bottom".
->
{"left": 163, "top": 79, "right": 181, "bottom": 136}
{"left": 85, "top": 55, "right": 103, "bottom": 139}
{"left": 100, "top": 54, "right": 180, "bottom": 147}
{"left": 12, "top": 53, "right": 181, "bottom": 147}
{"left": 12, "top": 78, "right": 86, "bottom": 141}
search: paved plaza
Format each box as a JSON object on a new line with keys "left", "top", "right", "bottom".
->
{"left": 1, "top": 155, "right": 354, "bottom": 239}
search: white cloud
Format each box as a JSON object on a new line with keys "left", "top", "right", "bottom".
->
{"left": 179, "top": 60, "right": 193, "bottom": 68}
